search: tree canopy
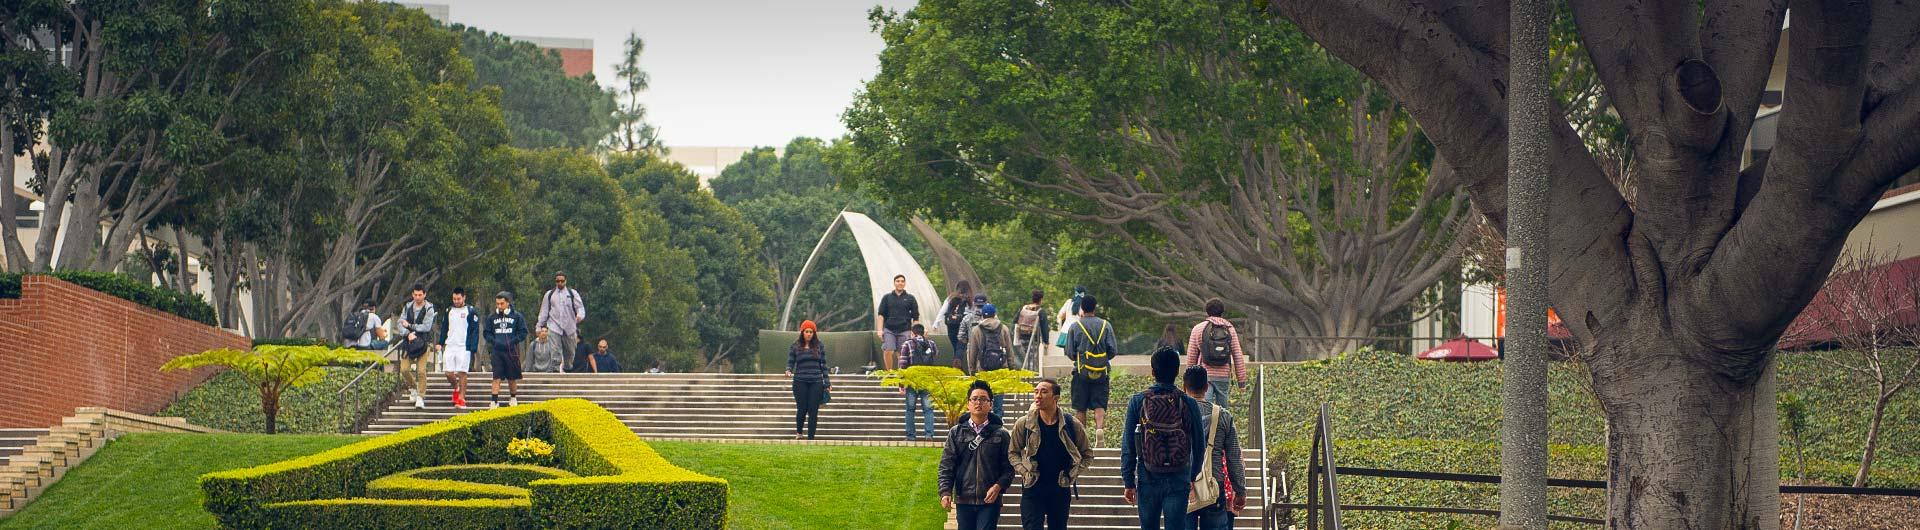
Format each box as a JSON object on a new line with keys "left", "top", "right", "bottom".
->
{"left": 454, "top": 25, "right": 617, "bottom": 150}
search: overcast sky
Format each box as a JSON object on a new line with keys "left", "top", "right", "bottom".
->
{"left": 428, "top": 0, "right": 918, "bottom": 148}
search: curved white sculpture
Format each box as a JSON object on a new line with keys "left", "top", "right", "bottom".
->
{"left": 778, "top": 211, "right": 945, "bottom": 332}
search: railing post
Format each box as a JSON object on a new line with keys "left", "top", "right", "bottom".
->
{"left": 1319, "top": 403, "right": 1343, "bottom": 530}
{"left": 1307, "top": 414, "right": 1321, "bottom": 530}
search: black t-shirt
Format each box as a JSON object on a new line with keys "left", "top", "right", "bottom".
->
{"left": 878, "top": 291, "right": 919, "bottom": 332}
{"left": 1035, "top": 418, "right": 1070, "bottom": 490}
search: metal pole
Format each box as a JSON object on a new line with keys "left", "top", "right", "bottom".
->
{"left": 1500, "top": 0, "right": 1551, "bottom": 527}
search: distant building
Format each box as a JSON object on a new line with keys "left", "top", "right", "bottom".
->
{"left": 400, "top": 3, "right": 594, "bottom": 78}
{"left": 664, "top": 146, "right": 781, "bottom": 187}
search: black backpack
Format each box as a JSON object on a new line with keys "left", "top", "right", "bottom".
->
{"left": 1138, "top": 387, "right": 1192, "bottom": 474}
{"left": 945, "top": 297, "right": 969, "bottom": 330}
{"left": 977, "top": 325, "right": 1007, "bottom": 371}
{"left": 1200, "top": 322, "right": 1234, "bottom": 367}
{"left": 340, "top": 310, "right": 369, "bottom": 341}
{"left": 905, "top": 337, "right": 937, "bottom": 367}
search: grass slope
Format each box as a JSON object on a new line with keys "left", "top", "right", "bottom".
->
{"left": 161, "top": 366, "right": 399, "bottom": 434}
{"left": 652, "top": 441, "right": 947, "bottom": 530}
{"left": 0, "top": 433, "right": 366, "bottom": 530}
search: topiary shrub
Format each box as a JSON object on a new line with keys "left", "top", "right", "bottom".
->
{"left": 199, "top": 399, "right": 728, "bottom": 529}
{"left": 45, "top": 270, "right": 218, "bottom": 325}
{"left": 365, "top": 464, "right": 577, "bottom": 501}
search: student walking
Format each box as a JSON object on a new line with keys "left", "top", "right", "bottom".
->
{"left": 1009, "top": 379, "right": 1095, "bottom": 530}
{"left": 966, "top": 303, "right": 1013, "bottom": 416}
{"left": 938, "top": 380, "right": 1013, "bottom": 530}
{"left": 1065, "top": 294, "right": 1118, "bottom": 440}
{"left": 343, "top": 301, "right": 382, "bottom": 350}
{"left": 482, "top": 291, "right": 529, "bottom": 409}
{"left": 1182, "top": 367, "right": 1246, "bottom": 530}
{"left": 537, "top": 272, "right": 587, "bottom": 372}
{"left": 900, "top": 324, "right": 939, "bottom": 441}
{"left": 590, "top": 339, "right": 622, "bottom": 373}
{"left": 397, "top": 285, "right": 438, "bottom": 410}
{"left": 957, "top": 293, "right": 989, "bottom": 356}
{"left": 529, "top": 328, "right": 567, "bottom": 373}
{"left": 939, "top": 281, "right": 975, "bottom": 360}
{"left": 436, "top": 288, "right": 480, "bottom": 409}
{"left": 1184, "top": 299, "right": 1249, "bottom": 407}
{"left": 787, "top": 320, "right": 831, "bottom": 440}
{"left": 876, "top": 274, "right": 920, "bottom": 372}
{"left": 1120, "top": 347, "right": 1206, "bottom": 530}
{"left": 1014, "top": 289, "right": 1048, "bottom": 369}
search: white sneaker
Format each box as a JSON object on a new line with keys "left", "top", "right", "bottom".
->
{"left": 509, "top": 397, "right": 519, "bottom": 407}
{"left": 409, "top": 390, "right": 421, "bottom": 401}
{"left": 489, "top": 401, "right": 499, "bottom": 410}
{"left": 413, "top": 396, "right": 425, "bottom": 410}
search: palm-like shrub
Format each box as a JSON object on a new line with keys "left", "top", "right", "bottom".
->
{"left": 162, "top": 345, "right": 385, "bottom": 433}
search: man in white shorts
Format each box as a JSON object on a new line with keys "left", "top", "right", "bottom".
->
{"left": 437, "top": 288, "right": 482, "bottom": 409}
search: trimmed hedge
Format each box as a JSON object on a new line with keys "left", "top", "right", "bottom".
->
{"left": 0, "top": 271, "right": 218, "bottom": 325}
{"left": 199, "top": 399, "right": 728, "bottom": 529}
{"left": 253, "top": 337, "right": 346, "bottom": 349}
{"left": 364, "top": 464, "right": 577, "bottom": 501}
{"left": 409, "top": 464, "right": 578, "bottom": 486}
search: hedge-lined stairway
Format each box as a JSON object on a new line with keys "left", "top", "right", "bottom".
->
{"left": 362, "top": 372, "right": 1266, "bottom": 529}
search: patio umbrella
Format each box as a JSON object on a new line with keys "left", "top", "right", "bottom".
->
{"left": 1416, "top": 336, "right": 1500, "bottom": 362}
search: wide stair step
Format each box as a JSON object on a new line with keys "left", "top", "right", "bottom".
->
{"left": 0, "top": 429, "right": 48, "bottom": 469}
{"left": 358, "top": 372, "right": 1270, "bottom": 528}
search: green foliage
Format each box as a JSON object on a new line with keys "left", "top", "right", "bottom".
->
{"left": 162, "top": 345, "right": 385, "bottom": 434}
{"left": 494, "top": 148, "right": 699, "bottom": 373}
{"left": 0, "top": 272, "right": 17, "bottom": 298}
{"left": 199, "top": 399, "right": 727, "bottom": 530}
{"left": 605, "top": 32, "right": 663, "bottom": 153}
{"left": 1271, "top": 439, "right": 1609, "bottom": 529}
{"left": 365, "top": 464, "right": 577, "bottom": 501}
{"left": 0, "top": 433, "right": 366, "bottom": 530}
{"left": 162, "top": 366, "right": 398, "bottom": 434}
{"left": 876, "top": 366, "right": 1036, "bottom": 423}
{"left": 454, "top": 26, "right": 616, "bottom": 149}
{"left": 255, "top": 498, "right": 532, "bottom": 530}
{"left": 34, "top": 271, "right": 219, "bottom": 325}
{"left": 609, "top": 153, "right": 775, "bottom": 372}
{"left": 652, "top": 441, "right": 947, "bottom": 530}
{"left": 1778, "top": 351, "right": 1920, "bottom": 471}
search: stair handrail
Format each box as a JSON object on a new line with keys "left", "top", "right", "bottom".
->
{"left": 1315, "top": 402, "right": 1343, "bottom": 529}
{"left": 336, "top": 337, "right": 402, "bottom": 433}
{"left": 1255, "top": 363, "right": 1277, "bottom": 530}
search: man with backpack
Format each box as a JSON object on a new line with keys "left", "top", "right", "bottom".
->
{"left": 342, "top": 301, "right": 382, "bottom": 350}
{"left": 1184, "top": 298, "right": 1250, "bottom": 407}
{"left": 483, "top": 291, "right": 530, "bottom": 409}
{"left": 876, "top": 274, "right": 920, "bottom": 372}
{"left": 537, "top": 272, "right": 586, "bottom": 372}
{"left": 1119, "top": 347, "right": 1207, "bottom": 530}
{"left": 900, "top": 323, "right": 939, "bottom": 441}
{"left": 396, "top": 285, "right": 438, "bottom": 410}
{"left": 1065, "top": 294, "right": 1118, "bottom": 441}
{"left": 1014, "top": 289, "right": 1047, "bottom": 370}
{"left": 966, "top": 303, "right": 1013, "bottom": 416}
{"left": 957, "top": 292, "right": 989, "bottom": 359}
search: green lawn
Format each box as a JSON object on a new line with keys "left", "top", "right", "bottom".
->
{"left": 652, "top": 441, "right": 947, "bottom": 530}
{"left": 0, "top": 433, "right": 367, "bottom": 530}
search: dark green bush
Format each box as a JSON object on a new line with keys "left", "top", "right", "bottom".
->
{"left": 0, "top": 272, "right": 19, "bottom": 299}
{"left": 200, "top": 400, "right": 728, "bottom": 530}
{"left": 21, "top": 271, "right": 220, "bottom": 325}
{"left": 253, "top": 337, "right": 344, "bottom": 349}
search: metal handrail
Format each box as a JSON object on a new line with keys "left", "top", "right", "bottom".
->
{"left": 1254, "top": 364, "right": 1275, "bottom": 530}
{"left": 1317, "top": 403, "right": 1343, "bottom": 530}
{"left": 335, "top": 330, "right": 402, "bottom": 433}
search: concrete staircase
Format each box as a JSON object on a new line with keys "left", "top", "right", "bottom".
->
{"left": 360, "top": 372, "right": 1267, "bottom": 529}
{"left": 0, "top": 430, "right": 46, "bottom": 470}
{"left": 1, "top": 409, "right": 216, "bottom": 516}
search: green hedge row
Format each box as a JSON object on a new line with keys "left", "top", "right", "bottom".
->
{"left": 200, "top": 399, "right": 728, "bottom": 529}
{"left": 252, "top": 337, "right": 345, "bottom": 349}
{"left": 0, "top": 271, "right": 218, "bottom": 325}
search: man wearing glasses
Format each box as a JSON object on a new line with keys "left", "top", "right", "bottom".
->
{"left": 538, "top": 272, "right": 587, "bottom": 372}
{"left": 938, "top": 380, "right": 1013, "bottom": 530}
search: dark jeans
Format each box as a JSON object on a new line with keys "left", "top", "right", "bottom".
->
{"left": 1136, "top": 472, "right": 1192, "bottom": 530}
{"left": 1206, "top": 378, "right": 1231, "bottom": 408}
{"left": 957, "top": 502, "right": 1003, "bottom": 530}
{"left": 1020, "top": 483, "right": 1071, "bottom": 530}
{"left": 793, "top": 380, "right": 825, "bottom": 439}
{"left": 1190, "top": 490, "right": 1233, "bottom": 530}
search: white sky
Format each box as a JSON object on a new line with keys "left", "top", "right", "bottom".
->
{"left": 428, "top": 0, "right": 918, "bottom": 148}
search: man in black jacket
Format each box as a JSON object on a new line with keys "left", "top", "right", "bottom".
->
{"left": 876, "top": 274, "right": 919, "bottom": 371}
{"left": 938, "top": 380, "right": 1013, "bottom": 530}
{"left": 482, "top": 291, "right": 529, "bottom": 409}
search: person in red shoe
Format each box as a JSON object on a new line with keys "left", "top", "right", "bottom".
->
{"left": 436, "top": 288, "right": 481, "bottom": 409}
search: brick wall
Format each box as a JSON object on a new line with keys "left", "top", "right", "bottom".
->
{"left": 0, "top": 276, "right": 248, "bottom": 428}
{"left": 553, "top": 47, "right": 593, "bottom": 78}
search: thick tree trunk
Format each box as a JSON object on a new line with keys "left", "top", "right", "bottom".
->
{"left": 261, "top": 388, "right": 280, "bottom": 435}
{"left": 1853, "top": 395, "right": 1890, "bottom": 487}
{"left": 1593, "top": 341, "right": 1779, "bottom": 530}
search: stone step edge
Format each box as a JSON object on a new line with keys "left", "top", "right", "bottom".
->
{"left": 0, "top": 408, "right": 217, "bottom": 519}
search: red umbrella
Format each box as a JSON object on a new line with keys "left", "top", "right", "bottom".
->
{"left": 1417, "top": 337, "right": 1500, "bottom": 362}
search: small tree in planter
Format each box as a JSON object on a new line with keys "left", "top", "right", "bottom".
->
{"left": 877, "top": 365, "right": 1036, "bottom": 424}
{"left": 162, "top": 345, "right": 384, "bottom": 434}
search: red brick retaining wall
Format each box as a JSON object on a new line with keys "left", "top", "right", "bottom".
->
{"left": 0, "top": 276, "right": 248, "bottom": 427}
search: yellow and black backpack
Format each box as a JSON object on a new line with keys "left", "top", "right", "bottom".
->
{"left": 1076, "top": 321, "right": 1111, "bottom": 380}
